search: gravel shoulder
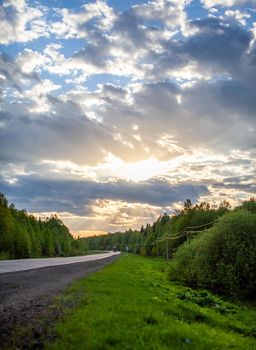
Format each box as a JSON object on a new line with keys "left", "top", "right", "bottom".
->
{"left": 0, "top": 255, "right": 119, "bottom": 349}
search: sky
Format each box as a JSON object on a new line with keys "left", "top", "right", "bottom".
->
{"left": 0, "top": 0, "right": 256, "bottom": 237}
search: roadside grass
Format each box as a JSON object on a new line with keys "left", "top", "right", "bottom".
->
{"left": 46, "top": 254, "right": 256, "bottom": 350}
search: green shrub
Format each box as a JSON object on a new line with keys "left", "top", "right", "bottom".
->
{"left": 0, "top": 251, "right": 10, "bottom": 260}
{"left": 176, "top": 288, "right": 237, "bottom": 314}
{"left": 237, "top": 197, "right": 256, "bottom": 214}
{"left": 169, "top": 210, "right": 256, "bottom": 299}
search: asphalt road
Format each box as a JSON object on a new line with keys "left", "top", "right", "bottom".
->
{"left": 0, "top": 254, "right": 120, "bottom": 349}
{"left": 0, "top": 251, "right": 120, "bottom": 273}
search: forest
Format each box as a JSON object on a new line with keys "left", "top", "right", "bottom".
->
{"left": 86, "top": 199, "right": 231, "bottom": 255}
{"left": 1, "top": 190, "right": 256, "bottom": 298}
{"left": 0, "top": 193, "right": 88, "bottom": 259}
{"left": 86, "top": 198, "right": 256, "bottom": 298}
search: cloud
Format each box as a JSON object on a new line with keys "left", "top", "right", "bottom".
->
{"left": 50, "top": 0, "right": 116, "bottom": 38}
{"left": 201, "top": 0, "right": 256, "bottom": 8}
{"left": 0, "top": 0, "right": 48, "bottom": 44}
{"left": 16, "top": 49, "right": 50, "bottom": 74}
{"left": 58, "top": 13, "right": 255, "bottom": 85}
{"left": 133, "top": 0, "right": 189, "bottom": 30}
{"left": 1, "top": 0, "right": 256, "bottom": 233}
{"left": 0, "top": 174, "right": 209, "bottom": 215}
{"left": 0, "top": 53, "right": 39, "bottom": 93}
{"left": 212, "top": 181, "right": 256, "bottom": 192}
{"left": 1, "top": 74, "right": 255, "bottom": 169}
{"left": 0, "top": 97, "right": 115, "bottom": 165}
{"left": 14, "top": 44, "right": 75, "bottom": 77}
{"left": 181, "top": 18, "right": 251, "bottom": 70}
{"left": 46, "top": 1, "right": 189, "bottom": 80}
{"left": 100, "top": 79, "right": 256, "bottom": 156}
{"left": 224, "top": 10, "right": 251, "bottom": 26}
{"left": 58, "top": 200, "right": 165, "bottom": 233}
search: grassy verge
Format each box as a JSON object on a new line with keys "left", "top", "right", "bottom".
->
{"left": 46, "top": 254, "right": 256, "bottom": 350}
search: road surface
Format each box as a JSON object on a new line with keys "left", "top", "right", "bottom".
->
{"left": 0, "top": 251, "right": 120, "bottom": 273}
{"left": 0, "top": 253, "right": 120, "bottom": 349}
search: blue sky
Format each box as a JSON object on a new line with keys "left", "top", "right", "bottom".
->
{"left": 1, "top": 0, "right": 256, "bottom": 235}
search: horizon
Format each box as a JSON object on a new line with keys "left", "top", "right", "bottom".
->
{"left": 1, "top": 0, "right": 256, "bottom": 236}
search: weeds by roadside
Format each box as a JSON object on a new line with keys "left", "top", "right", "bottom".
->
{"left": 45, "top": 255, "right": 256, "bottom": 350}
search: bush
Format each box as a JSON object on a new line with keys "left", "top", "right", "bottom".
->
{"left": 237, "top": 197, "right": 256, "bottom": 213}
{"left": 169, "top": 210, "right": 256, "bottom": 299}
{"left": 176, "top": 288, "right": 237, "bottom": 314}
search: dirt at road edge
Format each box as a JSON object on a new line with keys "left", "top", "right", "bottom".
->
{"left": 0, "top": 255, "right": 119, "bottom": 349}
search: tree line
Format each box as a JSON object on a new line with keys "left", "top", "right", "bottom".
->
{"left": 86, "top": 197, "right": 256, "bottom": 298}
{"left": 169, "top": 199, "right": 256, "bottom": 298}
{"left": 1, "top": 190, "right": 256, "bottom": 298}
{"left": 0, "top": 193, "right": 88, "bottom": 259}
{"left": 85, "top": 199, "right": 231, "bottom": 256}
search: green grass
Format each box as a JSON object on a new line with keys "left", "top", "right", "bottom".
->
{"left": 46, "top": 254, "right": 256, "bottom": 350}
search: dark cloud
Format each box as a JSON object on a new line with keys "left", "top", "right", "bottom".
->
{"left": 0, "top": 92, "right": 137, "bottom": 165}
{"left": 147, "top": 17, "right": 253, "bottom": 80}
{"left": 183, "top": 18, "right": 251, "bottom": 67}
{"left": 212, "top": 182, "right": 256, "bottom": 192}
{"left": 72, "top": 33, "right": 112, "bottom": 69}
{"left": 99, "top": 78, "right": 256, "bottom": 154}
{"left": 0, "top": 53, "right": 39, "bottom": 92}
{"left": 1, "top": 73, "right": 256, "bottom": 169}
{"left": 113, "top": 10, "right": 146, "bottom": 48}
{"left": 0, "top": 175, "right": 209, "bottom": 215}
{"left": 223, "top": 175, "right": 254, "bottom": 182}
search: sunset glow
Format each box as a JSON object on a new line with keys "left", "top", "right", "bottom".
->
{"left": 1, "top": 0, "right": 256, "bottom": 235}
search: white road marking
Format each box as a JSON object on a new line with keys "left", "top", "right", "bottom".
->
{"left": 0, "top": 252, "right": 121, "bottom": 273}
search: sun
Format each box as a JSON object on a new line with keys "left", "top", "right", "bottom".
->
{"left": 119, "top": 157, "right": 167, "bottom": 181}
{"left": 101, "top": 154, "right": 168, "bottom": 181}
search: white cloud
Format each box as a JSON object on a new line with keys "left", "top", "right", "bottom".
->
{"left": 42, "top": 1, "right": 191, "bottom": 80}
{"left": 15, "top": 44, "right": 75, "bottom": 77}
{"left": 23, "top": 79, "right": 61, "bottom": 113}
{"left": 0, "top": 0, "right": 48, "bottom": 44}
{"left": 16, "top": 49, "right": 50, "bottom": 74}
{"left": 50, "top": 0, "right": 116, "bottom": 39}
{"left": 0, "top": 53, "right": 38, "bottom": 95}
{"left": 3, "top": 0, "right": 25, "bottom": 12}
{"left": 202, "top": 0, "right": 256, "bottom": 8}
{"left": 43, "top": 44, "right": 73, "bottom": 75}
{"left": 224, "top": 9, "right": 250, "bottom": 25}
{"left": 133, "top": 0, "right": 190, "bottom": 30}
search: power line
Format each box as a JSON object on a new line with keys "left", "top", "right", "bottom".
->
{"left": 150, "top": 218, "right": 218, "bottom": 246}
